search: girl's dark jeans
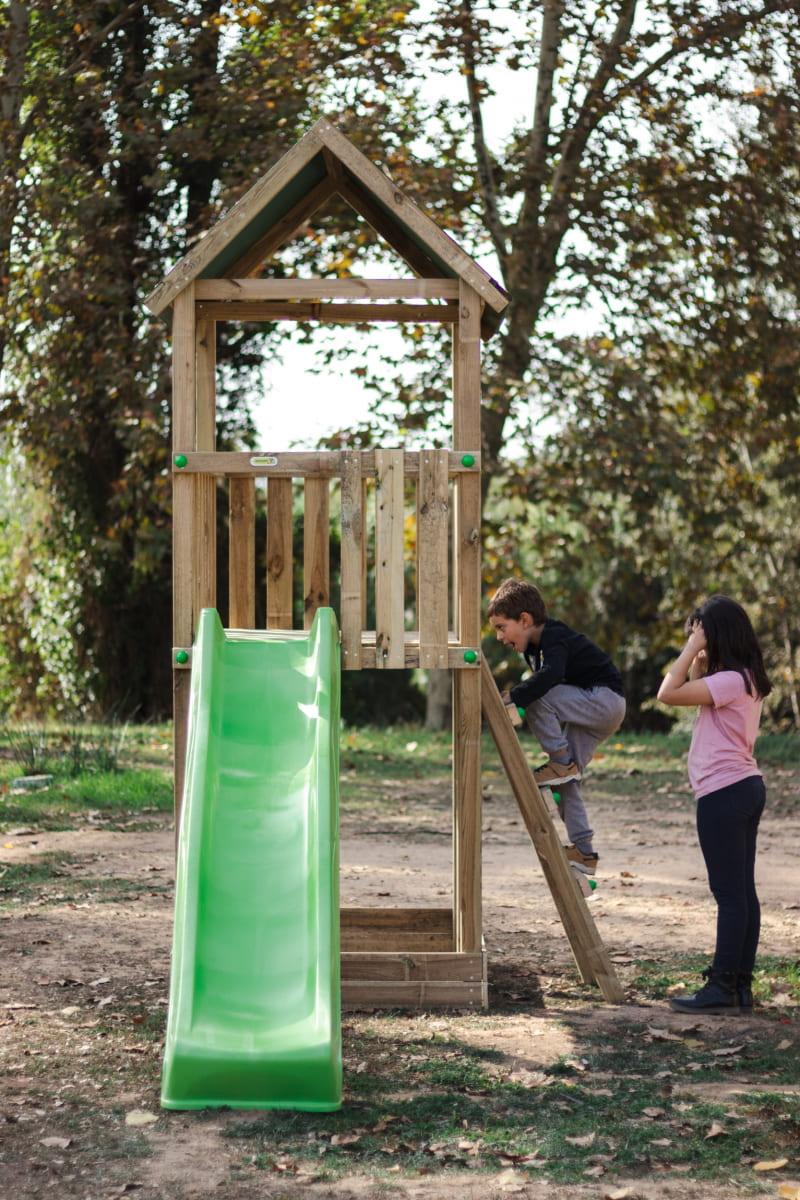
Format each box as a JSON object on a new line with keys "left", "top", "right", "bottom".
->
{"left": 696, "top": 774, "right": 766, "bottom": 975}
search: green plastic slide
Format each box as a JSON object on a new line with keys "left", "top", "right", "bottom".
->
{"left": 161, "top": 607, "right": 341, "bottom": 1111}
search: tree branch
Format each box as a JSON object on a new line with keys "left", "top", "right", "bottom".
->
{"left": 459, "top": 0, "right": 509, "bottom": 276}
{"left": 515, "top": 0, "right": 563, "bottom": 244}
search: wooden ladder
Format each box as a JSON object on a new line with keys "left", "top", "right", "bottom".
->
{"left": 481, "top": 659, "right": 624, "bottom": 1003}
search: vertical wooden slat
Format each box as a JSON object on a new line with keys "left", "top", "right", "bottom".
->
{"left": 228, "top": 477, "right": 255, "bottom": 628}
{"left": 374, "top": 449, "right": 405, "bottom": 667}
{"left": 452, "top": 280, "right": 483, "bottom": 954}
{"left": 418, "top": 449, "right": 450, "bottom": 668}
{"left": 194, "top": 318, "right": 216, "bottom": 620}
{"left": 303, "top": 477, "right": 330, "bottom": 629}
{"left": 172, "top": 284, "right": 196, "bottom": 829}
{"left": 340, "top": 451, "right": 363, "bottom": 669}
{"left": 266, "top": 477, "right": 294, "bottom": 628}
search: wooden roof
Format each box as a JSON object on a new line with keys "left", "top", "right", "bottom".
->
{"left": 144, "top": 117, "right": 509, "bottom": 339}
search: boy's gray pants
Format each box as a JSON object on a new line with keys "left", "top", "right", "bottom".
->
{"left": 525, "top": 685, "right": 626, "bottom": 852}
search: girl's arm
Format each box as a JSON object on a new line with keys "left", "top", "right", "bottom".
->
{"left": 658, "top": 628, "right": 714, "bottom": 707}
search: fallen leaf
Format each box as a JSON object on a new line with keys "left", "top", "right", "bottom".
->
{"left": 753, "top": 1158, "right": 788, "bottom": 1171}
{"left": 584, "top": 1164, "right": 606, "bottom": 1177}
{"left": 776, "top": 1039, "right": 793, "bottom": 1051}
{"left": 330, "top": 1132, "right": 361, "bottom": 1146}
{"left": 712, "top": 1044, "right": 744, "bottom": 1057}
{"left": 647, "top": 1026, "right": 680, "bottom": 1042}
{"left": 603, "top": 1189, "right": 634, "bottom": 1200}
{"left": 777, "top": 1185, "right": 800, "bottom": 1199}
{"left": 641, "top": 1107, "right": 665, "bottom": 1119}
{"left": 40, "top": 1136, "right": 71, "bottom": 1149}
{"left": 124, "top": 1110, "right": 157, "bottom": 1127}
{"left": 704, "top": 1122, "right": 726, "bottom": 1139}
{"left": 650, "top": 1138, "right": 672, "bottom": 1147}
{"left": 565, "top": 1132, "right": 596, "bottom": 1147}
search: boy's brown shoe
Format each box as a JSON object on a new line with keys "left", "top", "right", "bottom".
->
{"left": 565, "top": 845, "right": 599, "bottom": 875}
{"left": 533, "top": 759, "right": 581, "bottom": 787}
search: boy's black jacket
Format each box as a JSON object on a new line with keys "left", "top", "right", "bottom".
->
{"left": 510, "top": 618, "right": 624, "bottom": 708}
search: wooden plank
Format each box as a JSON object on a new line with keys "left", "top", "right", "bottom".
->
{"left": 195, "top": 278, "right": 459, "bottom": 301}
{"left": 225, "top": 176, "right": 335, "bottom": 277}
{"left": 342, "top": 906, "right": 452, "bottom": 932}
{"left": 145, "top": 128, "right": 324, "bottom": 315}
{"left": 340, "top": 450, "right": 363, "bottom": 669}
{"left": 195, "top": 301, "right": 458, "bottom": 323}
{"left": 228, "top": 477, "right": 255, "bottom": 628}
{"left": 316, "top": 118, "right": 509, "bottom": 317}
{"left": 453, "top": 281, "right": 482, "bottom": 650}
{"left": 172, "top": 285, "right": 196, "bottom": 830}
{"left": 266, "top": 477, "right": 293, "bottom": 628}
{"left": 171, "top": 450, "right": 480, "bottom": 477}
{"left": 303, "top": 477, "right": 330, "bottom": 629}
{"left": 357, "top": 638, "right": 479, "bottom": 670}
{"left": 480, "top": 658, "right": 625, "bottom": 1003}
{"left": 341, "top": 952, "right": 484, "bottom": 982}
{"left": 374, "top": 449, "right": 405, "bottom": 668}
{"left": 194, "top": 318, "right": 216, "bottom": 620}
{"left": 342, "top": 980, "right": 485, "bottom": 1009}
{"left": 417, "top": 449, "right": 450, "bottom": 669}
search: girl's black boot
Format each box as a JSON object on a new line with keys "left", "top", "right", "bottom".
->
{"left": 737, "top": 972, "right": 754, "bottom": 1012}
{"left": 669, "top": 968, "right": 739, "bottom": 1014}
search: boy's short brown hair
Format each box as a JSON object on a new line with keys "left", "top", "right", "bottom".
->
{"left": 487, "top": 578, "right": 547, "bottom": 624}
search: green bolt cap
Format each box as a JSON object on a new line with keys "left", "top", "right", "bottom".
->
{"left": 460, "top": 453, "right": 476, "bottom": 468}
{"left": 552, "top": 790, "right": 561, "bottom": 804}
{"left": 517, "top": 706, "right": 526, "bottom": 719}
{"left": 588, "top": 878, "right": 598, "bottom": 891}
{"left": 463, "top": 649, "right": 478, "bottom": 663}
{"left": 175, "top": 649, "right": 189, "bottom": 665}
{"left": 174, "top": 453, "right": 188, "bottom": 469}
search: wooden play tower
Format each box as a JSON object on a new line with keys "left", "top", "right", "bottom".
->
{"left": 146, "top": 117, "right": 623, "bottom": 1008}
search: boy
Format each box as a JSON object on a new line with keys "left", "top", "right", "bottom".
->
{"left": 488, "top": 578, "right": 626, "bottom": 874}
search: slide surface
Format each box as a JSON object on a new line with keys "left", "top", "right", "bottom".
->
{"left": 161, "top": 607, "right": 341, "bottom": 1111}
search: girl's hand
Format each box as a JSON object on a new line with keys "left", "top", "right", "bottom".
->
{"left": 686, "top": 624, "right": 707, "bottom": 654}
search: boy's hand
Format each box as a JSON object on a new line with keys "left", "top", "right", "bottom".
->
{"left": 502, "top": 692, "right": 523, "bottom": 727}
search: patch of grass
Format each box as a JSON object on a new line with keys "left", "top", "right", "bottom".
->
{"left": 632, "top": 953, "right": 800, "bottom": 1009}
{"left": 218, "top": 1028, "right": 800, "bottom": 1186}
{"left": 0, "top": 768, "right": 172, "bottom": 830}
{"left": 0, "top": 852, "right": 172, "bottom": 909}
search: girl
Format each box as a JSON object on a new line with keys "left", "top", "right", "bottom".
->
{"left": 657, "top": 595, "right": 771, "bottom": 1014}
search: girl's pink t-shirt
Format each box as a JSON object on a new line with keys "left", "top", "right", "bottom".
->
{"left": 687, "top": 670, "right": 763, "bottom": 799}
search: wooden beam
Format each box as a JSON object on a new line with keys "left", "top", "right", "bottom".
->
{"left": 341, "top": 906, "right": 453, "bottom": 953}
{"left": 341, "top": 951, "right": 483, "bottom": 982}
{"left": 172, "top": 285, "right": 196, "bottom": 832}
{"left": 169, "top": 449, "right": 480, "bottom": 477}
{"left": 195, "top": 278, "right": 459, "bottom": 301}
{"left": 480, "top": 658, "right": 625, "bottom": 1003}
{"left": 194, "top": 319, "right": 216, "bottom": 623}
{"left": 195, "top": 301, "right": 459, "bottom": 323}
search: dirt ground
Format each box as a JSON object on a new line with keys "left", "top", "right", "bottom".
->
{"left": 2, "top": 763, "right": 799, "bottom": 1200}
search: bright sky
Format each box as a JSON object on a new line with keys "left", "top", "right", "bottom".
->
{"left": 253, "top": 42, "right": 535, "bottom": 450}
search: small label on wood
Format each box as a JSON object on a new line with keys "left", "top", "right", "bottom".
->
{"left": 249, "top": 455, "right": 278, "bottom": 467}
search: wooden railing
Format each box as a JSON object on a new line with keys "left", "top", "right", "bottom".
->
{"left": 172, "top": 448, "right": 482, "bottom": 669}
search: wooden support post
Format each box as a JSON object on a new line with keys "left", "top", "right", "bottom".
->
{"left": 374, "top": 449, "right": 405, "bottom": 668}
{"left": 194, "top": 318, "right": 217, "bottom": 622}
{"left": 303, "top": 477, "right": 330, "bottom": 629}
{"left": 228, "top": 477, "right": 255, "bottom": 628}
{"left": 452, "top": 282, "right": 483, "bottom": 953}
{"left": 172, "top": 284, "right": 196, "bottom": 830}
{"left": 480, "top": 659, "right": 624, "bottom": 1003}
{"left": 266, "top": 477, "right": 293, "bottom": 628}
{"left": 340, "top": 450, "right": 363, "bottom": 669}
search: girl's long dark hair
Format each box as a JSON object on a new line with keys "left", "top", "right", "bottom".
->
{"left": 685, "top": 595, "right": 772, "bottom": 699}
